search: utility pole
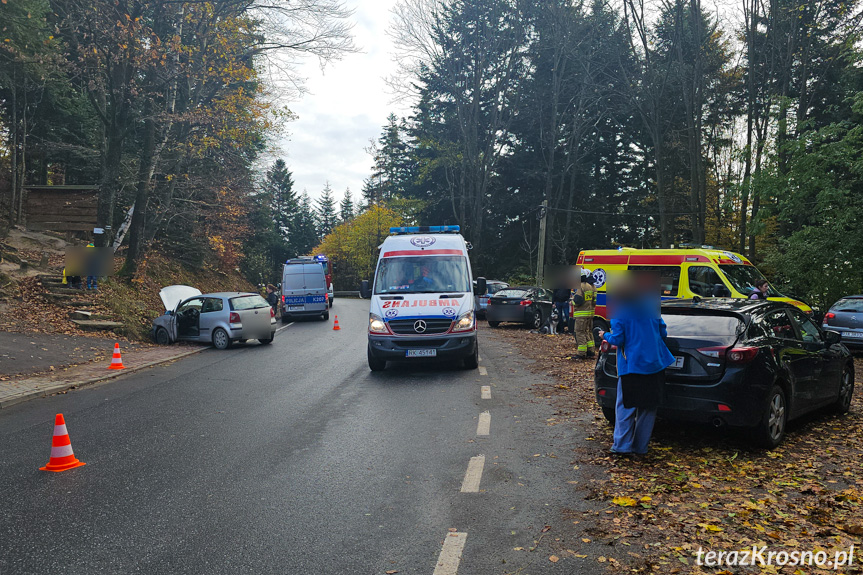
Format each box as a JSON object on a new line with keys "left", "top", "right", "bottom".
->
{"left": 536, "top": 199, "right": 548, "bottom": 286}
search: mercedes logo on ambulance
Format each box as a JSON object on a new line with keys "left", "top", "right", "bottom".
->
{"left": 414, "top": 320, "right": 428, "bottom": 333}
{"left": 410, "top": 236, "right": 436, "bottom": 248}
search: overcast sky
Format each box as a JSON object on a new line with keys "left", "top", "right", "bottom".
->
{"left": 276, "top": 0, "right": 412, "bottom": 204}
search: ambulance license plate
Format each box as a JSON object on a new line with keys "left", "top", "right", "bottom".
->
{"left": 668, "top": 356, "right": 685, "bottom": 369}
{"left": 406, "top": 349, "right": 437, "bottom": 358}
{"left": 288, "top": 306, "right": 304, "bottom": 312}
{"left": 843, "top": 332, "right": 863, "bottom": 338}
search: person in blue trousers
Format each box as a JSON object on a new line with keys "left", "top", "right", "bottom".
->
{"left": 598, "top": 276, "right": 674, "bottom": 457}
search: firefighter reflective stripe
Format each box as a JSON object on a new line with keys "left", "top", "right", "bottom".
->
{"left": 573, "top": 311, "right": 593, "bottom": 317}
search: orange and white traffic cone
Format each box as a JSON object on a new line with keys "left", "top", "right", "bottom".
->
{"left": 108, "top": 342, "right": 125, "bottom": 370}
{"left": 333, "top": 316, "right": 340, "bottom": 331}
{"left": 40, "top": 413, "right": 86, "bottom": 472}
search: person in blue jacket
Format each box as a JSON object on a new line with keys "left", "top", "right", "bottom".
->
{"left": 598, "top": 273, "right": 675, "bottom": 457}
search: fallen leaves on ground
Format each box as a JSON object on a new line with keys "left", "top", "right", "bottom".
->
{"left": 491, "top": 325, "right": 863, "bottom": 574}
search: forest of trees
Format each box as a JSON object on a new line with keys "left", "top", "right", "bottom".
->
{"left": 0, "top": 0, "right": 353, "bottom": 280}
{"left": 357, "top": 0, "right": 863, "bottom": 308}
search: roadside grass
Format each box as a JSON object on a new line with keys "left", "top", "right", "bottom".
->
{"left": 490, "top": 325, "right": 863, "bottom": 574}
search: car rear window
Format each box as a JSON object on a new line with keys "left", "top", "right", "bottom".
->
{"left": 230, "top": 295, "right": 270, "bottom": 310}
{"left": 487, "top": 283, "right": 509, "bottom": 295}
{"left": 662, "top": 313, "right": 744, "bottom": 337}
{"left": 495, "top": 289, "right": 528, "bottom": 298}
{"left": 831, "top": 298, "right": 863, "bottom": 313}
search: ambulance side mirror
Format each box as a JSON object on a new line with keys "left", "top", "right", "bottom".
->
{"left": 359, "top": 280, "right": 371, "bottom": 299}
{"left": 713, "top": 283, "right": 731, "bottom": 297}
{"left": 474, "top": 277, "right": 487, "bottom": 296}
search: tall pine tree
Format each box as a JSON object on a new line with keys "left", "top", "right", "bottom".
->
{"left": 316, "top": 182, "right": 337, "bottom": 237}
{"left": 340, "top": 187, "right": 355, "bottom": 223}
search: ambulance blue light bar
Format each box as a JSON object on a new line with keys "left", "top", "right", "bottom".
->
{"left": 389, "top": 225, "right": 460, "bottom": 235}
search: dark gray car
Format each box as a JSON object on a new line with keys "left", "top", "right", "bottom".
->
{"left": 822, "top": 295, "right": 863, "bottom": 349}
{"left": 485, "top": 286, "right": 553, "bottom": 329}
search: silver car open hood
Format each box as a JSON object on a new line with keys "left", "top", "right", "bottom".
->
{"left": 159, "top": 285, "right": 202, "bottom": 311}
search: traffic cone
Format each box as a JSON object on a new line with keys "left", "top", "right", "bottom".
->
{"left": 333, "top": 316, "right": 340, "bottom": 331}
{"left": 108, "top": 342, "right": 125, "bottom": 370}
{"left": 40, "top": 413, "right": 86, "bottom": 472}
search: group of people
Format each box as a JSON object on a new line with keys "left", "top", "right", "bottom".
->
{"left": 552, "top": 271, "right": 599, "bottom": 360}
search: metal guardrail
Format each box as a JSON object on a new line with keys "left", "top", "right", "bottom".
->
{"left": 334, "top": 291, "right": 361, "bottom": 298}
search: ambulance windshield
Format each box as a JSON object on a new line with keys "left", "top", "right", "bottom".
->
{"left": 719, "top": 265, "right": 781, "bottom": 297}
{"left": 375, "top": 256, "right": 471, "bottom": 294}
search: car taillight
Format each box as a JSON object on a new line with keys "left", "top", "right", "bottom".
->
{"left": 600, "top": 340, "right": 617, "bottom": 353}
{"left": 230, "top": 312, "right": 241, "bottom": 323}
{"left": 727, "top": 347, "right": 758, "bottom": 364}
{"left": 282, "top": 295, "right": 285, "bottom": 304}
{"left": 824, "top": 312, "right": 835, "bottom": 323}
{"left": 270, "top": 307, "right": 275, "bottom": 318}
{"left": 697, "top": 346, "right": 759, "bottom": 364}
{"left": 520, "top": 300, "right": 533, "bottom": 306}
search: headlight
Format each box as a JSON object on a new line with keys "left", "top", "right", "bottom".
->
{"left": 452, "top": 311, "right": 475, "bottom": 332}
{"left": 369, "top": 313, "right": 389, "bottom": 334}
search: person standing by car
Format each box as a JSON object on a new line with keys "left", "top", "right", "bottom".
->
{"left": 598, "top": 275, "right": 675, "bottom": 456}
{"left": 749, "top": 279, "right": 769, "bottom": 300}
{"left": 571, "top": 272, "right": 597, "bottom": 359}
{"left": 265, "top": 284, "right": 279, "bottom": 312}
{"left": 552, "top": 284, "right": 572, "bottom": 334}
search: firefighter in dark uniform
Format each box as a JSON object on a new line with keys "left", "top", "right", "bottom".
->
{"left": 572, "top": 271, "right": 598, "bottom": 359}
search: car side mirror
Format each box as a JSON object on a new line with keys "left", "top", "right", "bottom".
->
{"left": 474, "top": 277, "right": 487, "bottom": 296}
{"left": 713, "top": 283, "right": 730, "bottom": 297}
{"left": 359, "top": 280, "right": 372, "bottom": 299}
{"left": 825, "top": 330, "right": 841, "bottom": 345}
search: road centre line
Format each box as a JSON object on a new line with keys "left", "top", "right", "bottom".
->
{"left": 460, "top": 455, "right": 485, "bottom": 493}
{"left": 432, "top": 532, "right": 468, "bottom": 575}
{"left": 478, "top": 366, "right": 488, "bottom": 376}
{"left": 476, "top": 411, "right": 490, "bottom": 436}
{"left": 480, "top": 386, "right": 491, "bottom": 400}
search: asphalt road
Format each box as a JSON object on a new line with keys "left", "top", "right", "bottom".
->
{"left": 0, "top": 299, "right": 600, "bottom": 575}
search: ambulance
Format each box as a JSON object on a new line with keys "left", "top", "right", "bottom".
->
{"left": 366, "top": 226, "right": 482, "bottom": 371}
{"left": 576, "top": 247, "right": 812, "bottom": 333}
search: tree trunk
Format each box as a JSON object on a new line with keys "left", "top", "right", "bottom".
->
{"left": 124, "top": 110, "right": 158, "bottom": 274}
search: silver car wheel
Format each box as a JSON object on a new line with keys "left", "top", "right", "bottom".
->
{"left": 839, "top": 368, "right": 854, "bottom": 409}
{"left": 767, "top": 392, "right": 786, "bottom": 441}
{"left": 213, "top": 328, "right": 230, "bottom": 350}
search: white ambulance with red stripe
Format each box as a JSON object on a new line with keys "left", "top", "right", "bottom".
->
{"left": 366, "top": 226, "right": 483, "bottom": 371}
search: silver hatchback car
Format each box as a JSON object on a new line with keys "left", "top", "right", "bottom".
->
{"left": 152, "top": 285, "right": 277, "bottom": 349}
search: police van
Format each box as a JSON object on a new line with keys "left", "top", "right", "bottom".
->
{"left": 366, "top": 226, "right": 483, "bottom": 371}
{"left": 281, "top": 257, "right": 329, "bottom": 322}
{"left": 576, "top": 247, "right": 812, "bottom": 334}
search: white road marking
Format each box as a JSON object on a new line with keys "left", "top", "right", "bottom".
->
{"left": 276, "top": 322, "right": 295, "bottom": 334}
{"left": 433, "top": 532, "right": 468, "bottom": 575}
{"left": 478, "top": 366, "right": 488, "bottom": 376}
{"left": 477, "top": 354, "right": 482, "bottom": 362}
{"left": 476, "top": 411, "right": 490, "bottom": 436}
{"left": 480, "top": 386, "right": 491, "bottom": 400}
{"left": 460, "top": 455, "right": 485, "bottom": 493}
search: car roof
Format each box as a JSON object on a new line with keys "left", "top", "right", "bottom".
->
{"left": 661, "top": 298, "right": 789, "bottom": 314}
{"left": 200, "top": 292, "right": 261, "bottom": 299}
{"left": 833, "top": 295, "right": 863, "bottom": 300}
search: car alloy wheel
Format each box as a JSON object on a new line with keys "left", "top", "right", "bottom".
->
{"left": 834, "top": 366, "right": 854, "bottom": 413}
{"left": 532, "top": 310, "right": 542, "bottom": 329}
{"left": 767, "top": 390, "right": 786, "bottom": 443}
{"left": 212, "top": 328, "right": 230, "bottom": 350}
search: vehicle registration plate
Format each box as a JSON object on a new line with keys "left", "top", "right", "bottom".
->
{"left": 406, "top": 349, "right": 437, "bottom": 358}
{"left": 668, "top": 356, "right": 685, "bottom": 369}
{"left": 843, "top": 331, "right": 863, "bottom": 338}
{"left": 288, "top": 306, "right": 304, "bottom": 312}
